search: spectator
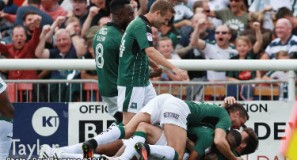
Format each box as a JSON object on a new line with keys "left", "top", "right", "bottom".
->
{"left": 158, "top": 37, "right": 181, "bottom": 60}
{"left": 35, "top": 25, "right": 86, "bottom": 102}
{"left": 262, "top": 51, "right": 290, "bottom": 100}
{"left": 248, "top": 1, "right": 276, "bottom": 31}
{"left": 89, "top": 0, "right": 110, "bottom": 26}
{"left": 0, "top": 13, "right": 13, "bottom": 44}
{"left": 263, "top": 18, "right": 297, "bottom": 59}
{"left": 69, "top": 0, "right": 88, "bottom": 26}
{"left": 81, "top": 6, "right": 100, "bottom": 38}
{"left": 209, "top": 0, "right": 249, "bottom": 40}
{"left": 192, "top": 0, "right": 222, "bottom": 28}
{"left": 64, "top": 16, "right": 86, "bottom": 55}
{"left": 0, "top": 15, "right": 41, "bottom": 80}
{"left": 190, "top": 18, "right": 238, "bottom": 101}
{"left": 80, "top": 10, "right": 111, "bottom": 39}
{"left": 2, "top": 11, "right": 41, "bottom": 41}
{"left": 249, "top": 0, "right": 292, "bottom": 20}
{"left": 65, "top": 16, "right": 82, "bottom": 36}
{"left": 22, "top": 11, "right": 41, "bottom": 40}
{"left": 241, "top": 12, "right": 273, "bottom": 51}
{"left": 153, "top": 37, "right": 188, "bottom": 81}
{"left": 0, "top": 15, "right": 42, "bottom": 101}
{"left": 14, "top": 0, "right": 53, "bottom": 28}
{"left": 40, "top": 0, "right": 68, "bottom": 21}
{"left": 22, "top": 12, "right": 52, "bottom": 101}
{"left": 42, "top": 15, "right": 66, "bottom": 44}
{"left": 170, "top": 0, "right": 193, "bottom": 29}
{"left": 178, "top": 12, "right": 215, "bottom": 49}
{"left": 226, "top": 22, "right": 263, "bottom": 100}
{"left": 276, "top": 7, "right": 297, "bottom": 36}
{"left": 191, "top": 21, "right": 238, "bottom": 81}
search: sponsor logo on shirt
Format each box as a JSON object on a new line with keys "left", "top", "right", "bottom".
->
{"left": 146, "top": 32, "right": 153, "bottom": 41}
{"left": 163, "top": 112, "right": 179, "bottom": 119}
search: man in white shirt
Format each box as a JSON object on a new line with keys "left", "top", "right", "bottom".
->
{"left": 191, "top": 19, "right": 238, "bottom": 81}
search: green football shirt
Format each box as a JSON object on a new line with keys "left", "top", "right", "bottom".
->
{"left": 94, "top": 23, "right": 123, "bottom": 97}
{"left": 118, "top": 15, "right": 154, "bottom": 87}
{"left": 185, "top": 101, "right": 231, "bottom": 131}
{"left": 188, "top": 126, "right": 214, "bottom": 158}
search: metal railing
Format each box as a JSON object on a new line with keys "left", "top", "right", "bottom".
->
{"left": 4, "top": 79, "right": 288, "bottom": 102}
{"left": 1, "top": 59, "right": 296, "bottom": 101}
{"left": 5, "top": 79, "right": 99, "bottom": 102}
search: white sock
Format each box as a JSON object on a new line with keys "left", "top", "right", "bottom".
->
{"left": 0, "top": 120, "right": 13, "bottom": 159}
{"left": 119, "top": 132, "right": 146, "bottom": 160}
{"left": 149, "top": 145, "right": 177, "bottom": 160}
{"left": 59, "top": 143, "right": 83, "bottom": 153}
{"left": 94, "top": 125, "right": 123, "bottom": 146}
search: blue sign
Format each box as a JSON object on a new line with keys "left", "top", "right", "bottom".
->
{"left": 10, "top": 103, "right": 68, "bottom": 159}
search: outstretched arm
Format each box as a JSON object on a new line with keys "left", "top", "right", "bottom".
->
{"left": 66, "top": 24, "right": 86, "bottom": 58}
{"left": 190, "top": 19, "right": 207, "bottom": 50}
{"left": 35, "top": 25, "right": 51, "bottom": 58}
{"left": 146, "top": 47, "right": 188, "bottom": 81}
{"left": 45, "top": 16, "right": 66, "bottom": 43}
{"left": 81, "top": 6, "right": 100, "bottom": 38}
{"left": 28, "top": 15, "right": 42, "bottom": 51}
{"left": 252, "top": 22, "right": 263, "bottom": 54}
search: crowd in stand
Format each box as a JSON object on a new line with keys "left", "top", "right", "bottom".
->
{"left": 0, "top": 0, "right": 296, "bottom": 102}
